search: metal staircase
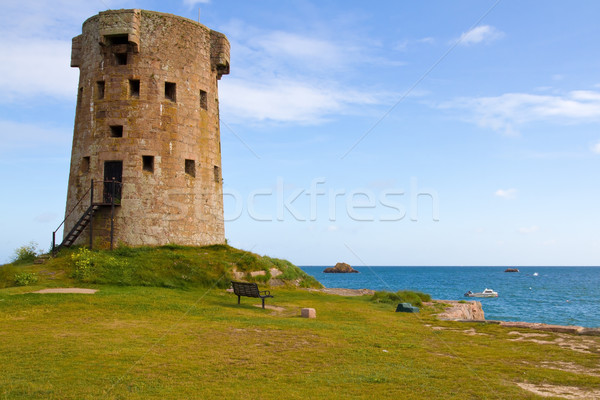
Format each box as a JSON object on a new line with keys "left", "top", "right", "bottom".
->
{"left": 52, "top": 179, "right": 122, "bottom": 254}
{"left": 57, "top": 204, "right": 101, "bottom": 250}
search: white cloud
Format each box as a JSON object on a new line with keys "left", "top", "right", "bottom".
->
{"left": 439, "top": 90, "right": 600, "bottom": 135}
{"left": 253, "top": 31, "right": 344, "bottom": 67}
{"left": 394, "top": 40, "right": 409, "bottom": 51}
{"left": 518, "top": 226, "right": 539, "bottom": 234}
{"left": 0, "top": 0, "right": 100, "bottom": 39}
{"left": 495, "top": 188, "right": 517, "bottom": 200}
{"left": 0, "top": 39, "right": 78, "bottom": 102}
{"left": 457, "top": 25, "right": 504, "bottom": 46}
{"left": 394, "top": 37, "right": 434, "bottom": 51}
{"left": 592, "top": 141, "right": 600, "bottom": 154}
{"left": 221, "top": 78, "right": 382, "bottom": 124}
{"left": 219, "top": 22, "right": 398, "bottom": 124}
{"left": 0, "top": 1, "right": 101, "bottom": 103}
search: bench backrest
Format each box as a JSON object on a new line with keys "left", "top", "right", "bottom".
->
{"left": 231, "top": 281, "right": 260, "bottom": 298}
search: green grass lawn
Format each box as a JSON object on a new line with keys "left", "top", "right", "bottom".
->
{"left": 1, "top": 246, "right": 599, "bottom": 399}
{"left": 1, "top": 284, "right": 599, "bottom": 399}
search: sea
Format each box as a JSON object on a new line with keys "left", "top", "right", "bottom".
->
{"left": 300, "top": 266, "right": 600, "bottom": 328}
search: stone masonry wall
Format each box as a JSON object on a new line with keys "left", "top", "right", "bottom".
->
{"left": 64, "top": 9, "right": 229, "bottom": 248}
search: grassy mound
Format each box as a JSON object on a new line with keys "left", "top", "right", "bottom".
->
{"left": 0, "top": 244, "right": 322, "bottom": 289}
{"left": 371, "top": 290, "right": 432, "bottom": 307}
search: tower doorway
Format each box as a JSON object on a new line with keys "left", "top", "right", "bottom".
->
{"left": 103, "top": 161, "right": 122, "bottom": 204}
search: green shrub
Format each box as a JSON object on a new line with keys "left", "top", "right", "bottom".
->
{"left": 14, "top": 272, "right": 38, "bottom": 286}
{"left": 371, "top": 290, "right": 431, "bottom": 307}
{"left": 71, "top": 247, "right": 96, "bottom": 281}
{"left": 0, "top": 265, "right": 18, "bottom": 288}
{"left": 12, "top": 242, "right": 40, "bottom": 264}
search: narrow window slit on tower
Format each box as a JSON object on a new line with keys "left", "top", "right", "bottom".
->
{"left": 81, "top": 156, "right": 90, "bottom": 173}
{"left": 97, "top": 81, "right": 105, "bottom": 99}
{"left": 110, "top": 125, "right": 123, "bottom": 138}
{"left": 106, "top": 34, "right": 128, "bottom": 45}
{"left": 200, "top": 90, "right": 207, "bottom": 110}
{"left": 77, "top": 87, "right": 83, "bottom": 107}
{"left": 142, "top": 156, "right": 154, "bottom": 173}
{"left": 185, "top": 159, "right": 195, "bottom": 177}
{"left": 115, "top": 52, "right": 127, "bottom": 65}
{"left": 165, "top": 82, "right": 176, "bottom": 102}
{"left": 129, "top": 79, "right": 140, "bottom": 98}
{"left": 213, "top": 165, "right": 220, "bottom": 183}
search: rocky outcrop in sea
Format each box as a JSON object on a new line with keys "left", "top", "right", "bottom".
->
{"left": 323, "top": 262, "right": 359, "bottom": 273}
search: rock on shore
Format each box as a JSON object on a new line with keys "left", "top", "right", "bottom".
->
{"left": 434, "top": 300, "right": 485, "bottom": 321}
{"left": 323, "top": 262, "right": 359, "bottom": 273}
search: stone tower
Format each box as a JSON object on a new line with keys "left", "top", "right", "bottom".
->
{"left": 63, "top": 9, "right": 229, "bottom": 248}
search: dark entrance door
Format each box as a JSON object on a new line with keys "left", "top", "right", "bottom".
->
{"left": 103, "top": 161, "right": 122, "bottom": 204}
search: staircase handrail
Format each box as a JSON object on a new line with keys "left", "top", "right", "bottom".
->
{"left": 53, "top": 179, "right": 94, "bottom": 236}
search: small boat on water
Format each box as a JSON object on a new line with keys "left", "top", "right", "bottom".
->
{"left": 464, "top": 288, "right": 498, "bottom": 298}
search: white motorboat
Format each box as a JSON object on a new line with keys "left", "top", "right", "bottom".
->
{"left": 464, "top": 288, "right": 498, "bottom": 298}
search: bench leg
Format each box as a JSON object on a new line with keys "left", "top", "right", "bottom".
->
{"left": 238, "top": 295, "right": 241, "bottom": 304}
{"left": 262, "top": 298, "right": 265, "bottom": 309}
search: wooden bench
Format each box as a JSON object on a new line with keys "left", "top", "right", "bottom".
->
{"left": 231, "top": 281, "right": 274, "bottom": 309}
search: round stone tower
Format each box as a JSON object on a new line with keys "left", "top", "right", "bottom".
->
{"left": 63, "top": 9, "right": 229, "bottom": 248}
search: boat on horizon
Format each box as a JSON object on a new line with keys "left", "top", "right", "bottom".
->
{"left": 464, "top": 288, "right": 499, "bottom": 298}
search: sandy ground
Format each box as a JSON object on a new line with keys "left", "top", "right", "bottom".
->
{"left": 515, "top": 382, "right": 600, "bottom": 399}
{"left": 252, "top": 304, "right": 285, "bottom": 312}
{"left": 306, "top": 288, "right": 375, "bottom": 296}
{"left": 32, "top": 288, "right": 97, "bottom": 294}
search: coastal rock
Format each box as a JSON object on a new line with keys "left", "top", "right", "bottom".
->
{"left": 269, "top": 268, "right": 282, "bottom": 278}
{"left": 578, "top": 328, "right": 600, "bottom": 336}
{"left": 267, "top": 278, "right": 285, "bottom": 287}
{"left": 499, "top": 321, "right": 584, "bottom": 334}
{"left": 435, "top": 300, "right": 485, "bottom": 321}
{"left": 231, "top": 268, "right": 245, "bottom": 280}
{"left": 323, "top": 262, "right": 359, "bottom": 273}
{"left": 504, "top": 268, "right": 519, "bottom": 272}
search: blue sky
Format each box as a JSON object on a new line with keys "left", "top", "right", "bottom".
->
{"left": 1, "top": 0, "right": 599, "bottom": 266}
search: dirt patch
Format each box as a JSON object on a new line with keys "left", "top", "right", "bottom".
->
{"left": 252, "top": 304, "right": 285, "bottom": 312}
{"left": 462, "top": 328, "right": 488, "bottom": 336}
{"left": 539, "top": 361, "right": 600, "bottom": 377}
{"left": 508, "top": 331, "right": 600, "bottom": 354}
{"left": 501, "top": 321, "right": 584, "bottom": 334}
{"left": 508, "top": 331, "right": 550, "bottom": 338}
{"left": 32, "top": 288, "right": 97, "bottom": 294}
{"left": 515, "top": 382, "right": 600, "bottom": 399}
{"left": 312, "top": 288, "right": 375, "bottom": 296}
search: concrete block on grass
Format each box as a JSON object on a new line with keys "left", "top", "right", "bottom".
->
{"left": 301, "top": 308, "right": 316, "bottom": 318}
